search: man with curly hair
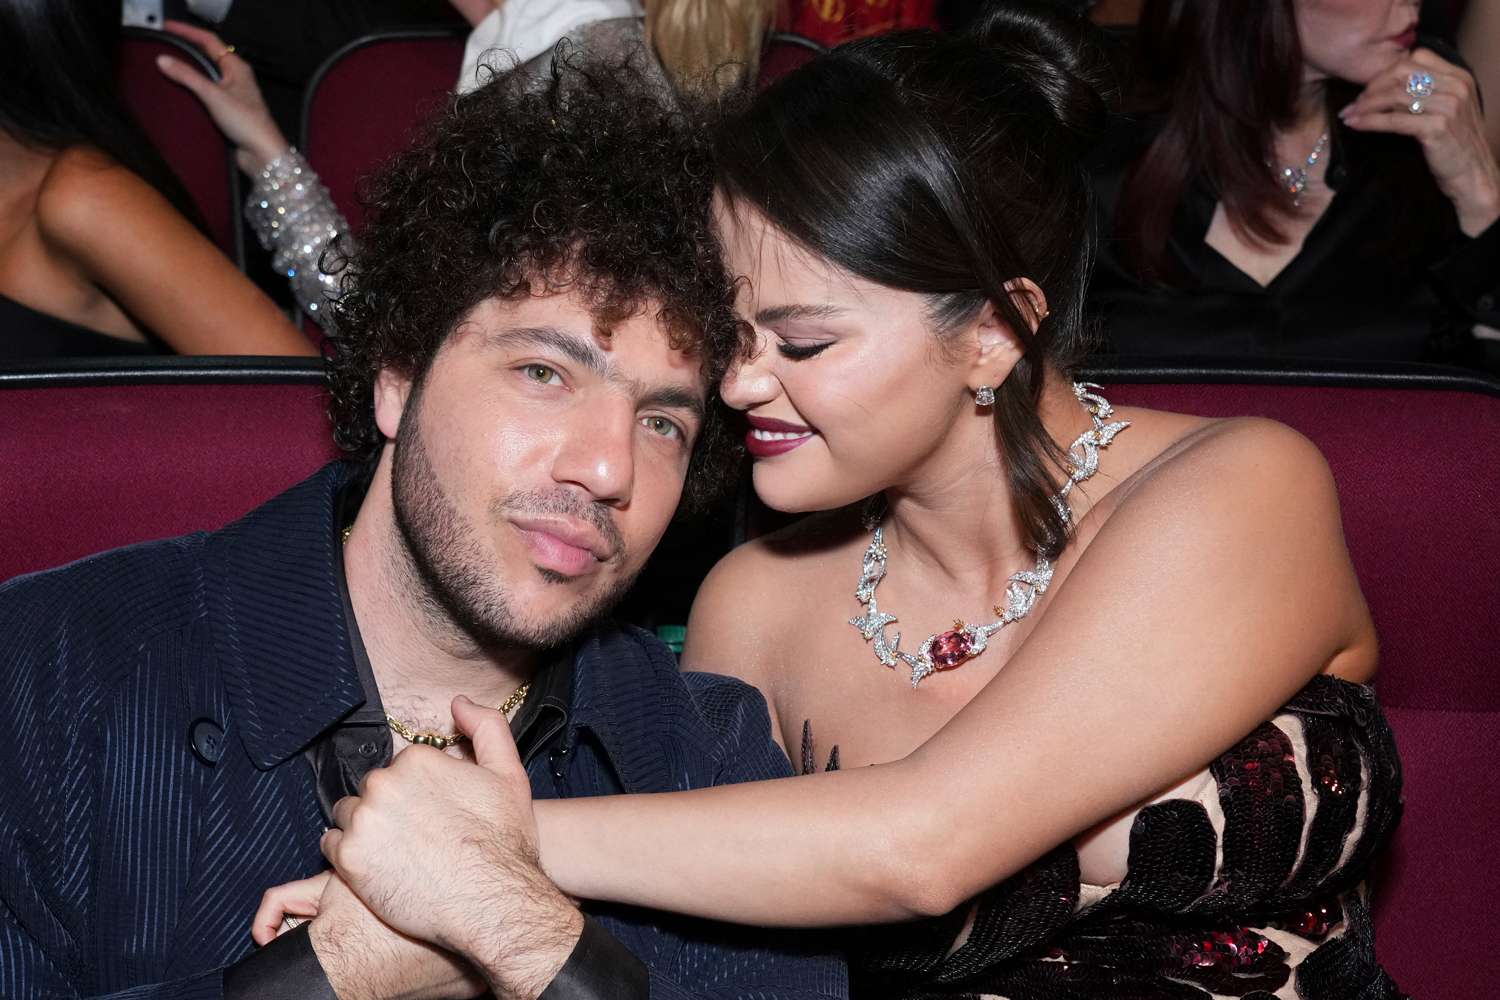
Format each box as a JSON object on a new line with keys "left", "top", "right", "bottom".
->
{"left": 0, "top": 60, "right": 846, "bottom": 1000}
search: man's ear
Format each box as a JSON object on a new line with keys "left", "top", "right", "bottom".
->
{"left": 968, "top": 278, "right": 1048, "bottom": 393}
{"left": 373, "top": 367, "right": 415, "bottom": 440}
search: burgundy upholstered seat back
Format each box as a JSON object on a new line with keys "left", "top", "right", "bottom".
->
{"left": 1103, "top": 378, "right": 1500, "bottom": 998}
{"left": 117, "top": 29, "right": 241, "bottom": 263}
{"left": 759, "top": 33, "right": 825, "bottom": 89}
{"left": 302, "top": 31, "right": 467, "bottom": 234}
{"left": 0, "top": 365, "right": 337, "bottom": 583}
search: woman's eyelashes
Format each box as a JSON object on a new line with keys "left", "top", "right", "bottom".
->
{"left": 775, "top": 340, "right": 834, "bottom": 361}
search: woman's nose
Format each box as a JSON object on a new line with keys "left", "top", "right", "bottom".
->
{"left": 720, "top": 329, "right": 778, "bottom": 410}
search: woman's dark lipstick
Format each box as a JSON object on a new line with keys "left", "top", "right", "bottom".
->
{"left": 745, "top": 414, "right": 815, "bottom": 458}
{"left": 1392, "top": 25, "right": 1417, "bottom": 49}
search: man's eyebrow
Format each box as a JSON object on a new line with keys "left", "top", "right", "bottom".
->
{"left": 754, "top": 303, "right": 846, "bottom": 325}
{"left": 487, "top": 323, "right": 705, "bottom": 423}
{"left": 639, "top": 385, "right": 707, "bottom": 424}
{"left": 485, "top": 325, "right": 607, "bottom": 375}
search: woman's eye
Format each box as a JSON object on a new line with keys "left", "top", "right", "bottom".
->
{"left": 776, "top": 341, "right": 834, "bottom": 361}
{"left": 523, "top": 364, "right": 562, "bottom": 385}
{"left": 642, "top": 415, "right": 684, "bottom": 441}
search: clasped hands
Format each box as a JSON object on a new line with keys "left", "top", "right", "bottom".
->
{"left": 255, "top": 696, "right": 580, "bottom": 1000}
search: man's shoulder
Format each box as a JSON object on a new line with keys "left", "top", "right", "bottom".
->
{"left": 0, "top": 533, "right": 210, "bottom": 681}
{"left": 582, "top": 623, "right": 770, "bottom": 722}
{"left": 576, "top": 624, "right": 787, "bottom": 786}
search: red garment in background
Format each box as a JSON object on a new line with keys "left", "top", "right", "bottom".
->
{"left": 780, "top": 0, "right": 939, "bottom": 45}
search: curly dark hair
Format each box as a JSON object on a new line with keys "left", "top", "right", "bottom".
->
{"left": 324, "top": 54, "right": 750, "bottom": 513}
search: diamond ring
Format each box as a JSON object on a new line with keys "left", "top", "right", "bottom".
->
{"left": 1406, "top": 70, "right": 1435, "bottom": 100}
{"left": 1409, "top": 99, "right": 1425, "bottom": 115}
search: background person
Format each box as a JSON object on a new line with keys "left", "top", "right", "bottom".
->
{"left": 0, "top": 0, "right": 312, "bottom": 357}
{"left": 157, "top": 0, "right": 778, "bottom": 325}
{"left": 1088, "top": 0, "right": 1500, "bottom": 368}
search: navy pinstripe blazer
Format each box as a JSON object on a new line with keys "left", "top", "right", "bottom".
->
{"left": 0, "top": 463, "right": 846, "bottom": 1000}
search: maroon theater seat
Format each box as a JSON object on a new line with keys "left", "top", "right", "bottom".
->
{"left": 301, "top": 30, "right": 467, "bottom": 233}
{"left": 759, "top": 32, "right": 825, "bottom": 89}
{"left": 117, "top": 29, "right": 243, "bottom": 264}
{"left": 0, "top": 359, "right": 337, "bottom": 583}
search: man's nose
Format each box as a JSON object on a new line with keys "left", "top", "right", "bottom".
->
{"left": 552, "top": 396, "right": 635, "bottom": 505}
{"left": 720, "top": 329, "right": 778, "bottom": 410}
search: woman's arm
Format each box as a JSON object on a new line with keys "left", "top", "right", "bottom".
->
{"left": 37, "top": 148, "right": 314, "bottom": 356}
{"left": 534, "top": 419, "right": 1373, "bottom": 925}
{"left": 156, "top": 20, "right": 350, "bottom": 323}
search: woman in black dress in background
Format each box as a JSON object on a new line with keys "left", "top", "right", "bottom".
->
{"left": 1089, "top": 0, "right": 1500, "bottom": 367}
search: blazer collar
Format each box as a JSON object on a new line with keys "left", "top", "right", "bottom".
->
{"left": 203, "top": 461, "right": 367, "bottom": 770}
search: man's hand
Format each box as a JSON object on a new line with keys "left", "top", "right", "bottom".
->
{"left": 306, "top": 873, "right": 487, "bottom": 1000}
{"left": 323, "top": 696, "right": 583, "bottom": 999}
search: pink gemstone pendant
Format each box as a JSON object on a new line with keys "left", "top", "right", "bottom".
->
{"left": 927, "top": 627, "right": 975, "bottom": 671}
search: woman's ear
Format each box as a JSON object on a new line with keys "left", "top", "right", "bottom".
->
{"left": 373, "top": 366, "right": 415, "bottom": 441}
{"left": 968, "top": 278, "right": 1048, "bottom": 393}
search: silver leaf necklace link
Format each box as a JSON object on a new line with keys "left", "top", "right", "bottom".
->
{"left": 849, "top": 382, "right": 1129, "bottom": 688}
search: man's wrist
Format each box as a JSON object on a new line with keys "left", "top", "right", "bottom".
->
{"left": 309, "top": 916, "right": 381, "bottom": 1000}
{"left": 223, "top": 922, "right": 338, "bottom": 1000}
{"left": 457, "top": 885, "right": 585, "bottom": 999}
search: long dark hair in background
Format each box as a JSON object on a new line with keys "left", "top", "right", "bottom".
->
{"left": 713, "top": 2, "right": 1109, "bottom": 559}
{"left": 1114, "top": 0, "right": 1317, "bottom": 282}
{"left": 0, "top": 0, "right": 202, "bottom": 228}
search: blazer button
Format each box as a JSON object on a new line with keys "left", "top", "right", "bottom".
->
{"left": 189, "top": 719, "right": 225, "bottom": 765}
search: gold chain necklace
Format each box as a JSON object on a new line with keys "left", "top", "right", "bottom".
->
{"left": 385, "top": 682, "right": 531, "bottom": 749}
{"left": 340, "top": 524, "right": 531, "bottom": 749}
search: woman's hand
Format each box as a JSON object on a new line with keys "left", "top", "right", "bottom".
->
{"left": 251, "top": 871, "right": 332, "bottom": 945}
{"left": 1340, "top": 47, "right": 1500, "bottom": 236}
{"left": 153, "top": 20, "right": 290, "bottom": 176}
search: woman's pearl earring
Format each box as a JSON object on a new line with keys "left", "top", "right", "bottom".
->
{"left": 974, "top": 385, "right": 996, "bottom": 407}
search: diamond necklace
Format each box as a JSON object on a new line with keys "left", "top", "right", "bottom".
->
{"left": 1277, "top": 130, "right": 1329, "bottom": 208}
{"left": 848, "top": 382, "right": 1129, "bottom": 689}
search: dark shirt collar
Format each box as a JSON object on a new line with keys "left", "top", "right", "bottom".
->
{"left": 202, "top": 461, "right": 368, "bottom": 770}
{"left": 309, "top": 464, "right": 575, "bottom": 814}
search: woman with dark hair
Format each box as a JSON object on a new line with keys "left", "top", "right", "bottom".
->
{"left": 264, "top": 5, "right": 1402, "bottom": 997}
{"left": 0, "top": 0, "right": 312, "bottom": 357}
{"left": 1091, "top": 0, "right": 1500, "bottom": 366}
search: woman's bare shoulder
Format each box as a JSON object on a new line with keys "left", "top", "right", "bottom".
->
{"left": 1092, "top": 412, "right": 1373, "bottom": 669}
{"left": 36, "top": 147, "right": 158, "bottom": 247}
{"left": 1129, "top": 413, "right": 1334, "bottom": 499}
{"left": 683, "top": 506, "right": 867, "bottom": 681}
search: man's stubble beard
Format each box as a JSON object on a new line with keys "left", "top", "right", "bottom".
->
{"left": 389, "top": 382, "right": 640, "bottom": 654}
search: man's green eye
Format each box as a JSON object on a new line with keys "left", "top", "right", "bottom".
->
{"left": 644, "top": 416, "right": 681, "bottom": 439}
{"left": 525, "top": 365, "right": 558, "bottom": 384}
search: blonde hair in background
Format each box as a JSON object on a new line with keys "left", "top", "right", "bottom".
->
{"left": 645, "top": 0, "right": 780, "bottom": 97}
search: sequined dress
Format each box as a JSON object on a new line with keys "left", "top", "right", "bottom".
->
{"left": 803, "top": 675, "right": 1405, "bottom": 1000}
